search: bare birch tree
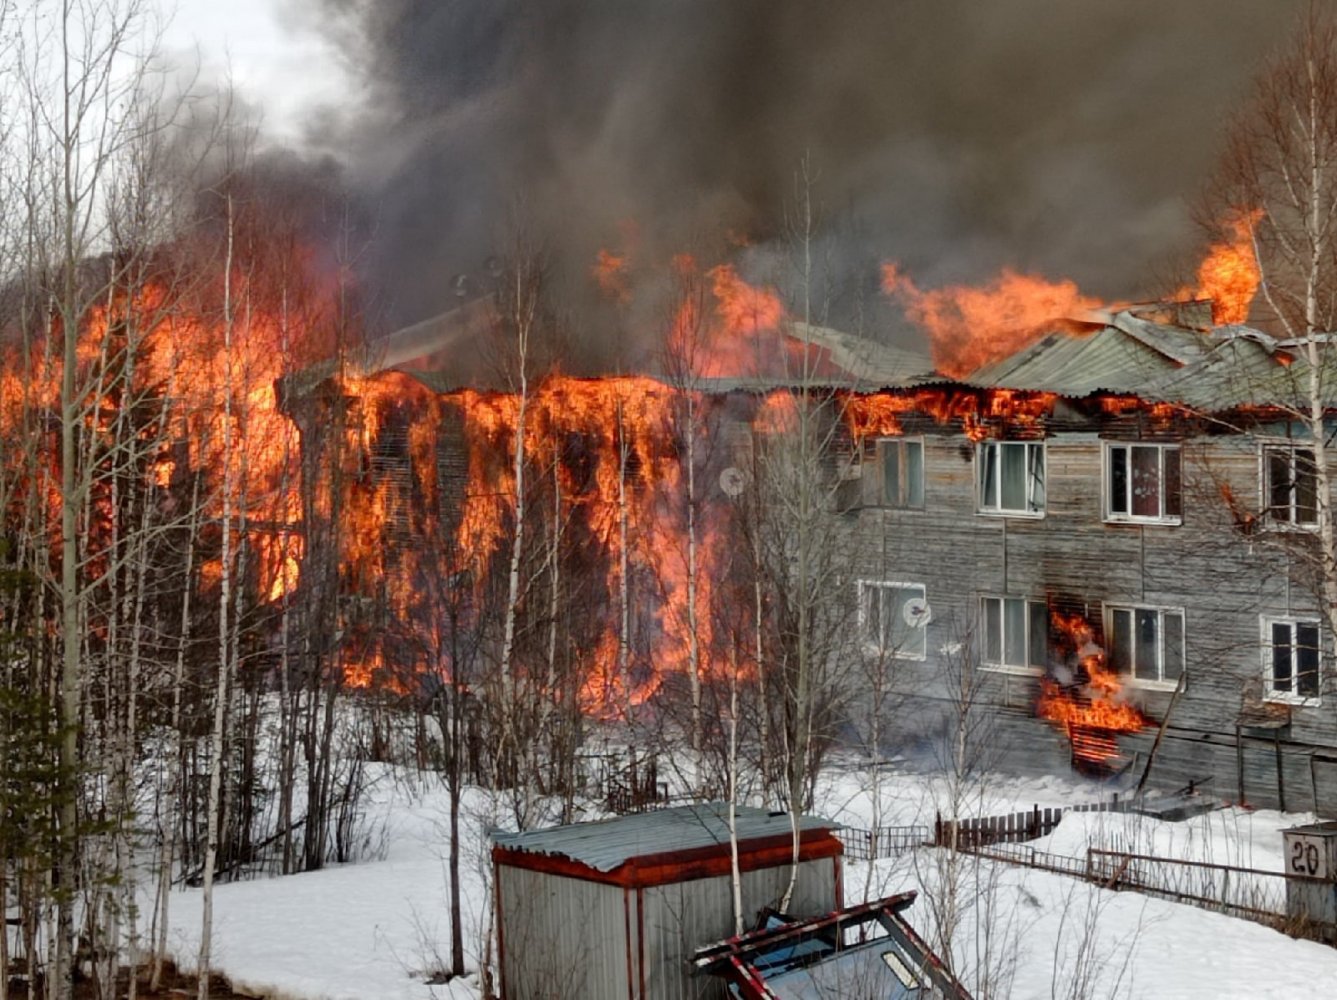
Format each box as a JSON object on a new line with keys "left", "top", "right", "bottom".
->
{"left": 1204, "top": 8, "right": 1337, "bottom": 679}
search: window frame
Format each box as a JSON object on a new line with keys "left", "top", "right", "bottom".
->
{"left": 1260, "top": 441, "right": 1320, "bottom": 531}
{"left": 979, "top": 595, "right": 1049, "bottom": 675}
{"left": 976, "top": 440, "right": 1046, "bottom": 518}
{"left": 876, "top": 436, "right": 925, "bottom": 510}
{"left": 1102, "top": 603, "right": 1185, "bottom": 691}
{"left": 1261, "top": 615, "right": 1322, "bottom": 705}
{"left": 1103, "top": 441, "right": 1183, "bottom": 525}
{"left": 857, "top": 580, "right": 929, "bottom": 661}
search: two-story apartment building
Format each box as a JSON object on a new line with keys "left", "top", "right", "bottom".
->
{"left": 839, "top": 302, "right": 1337, "bottom": 811}
{"left": 285, "top": 298, "right": 1337, "bottom": 813}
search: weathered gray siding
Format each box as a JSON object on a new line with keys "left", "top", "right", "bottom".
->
{"left": 637, "top": 857, "right": 839, "bottom": 1000}
{"left": 497, "top": 866, "right": 630, "bottom": 1000}
{"left": 838, "top": 421, "right": 1337, "bottom": 813}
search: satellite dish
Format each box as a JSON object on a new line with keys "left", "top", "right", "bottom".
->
{"left": 719, "top": 467, "right": 746, "bottom": 497}
{"left": 902, "top": 597, "right": 932, "bottom": 628}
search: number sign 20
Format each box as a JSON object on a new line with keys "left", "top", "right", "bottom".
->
{"left": 1288, "top": 835, "right": 1329, "bottom": 879}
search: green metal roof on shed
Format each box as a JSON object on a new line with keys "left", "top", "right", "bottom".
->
{"left": 491, "top": 803, "right": 838, "bottom": 873}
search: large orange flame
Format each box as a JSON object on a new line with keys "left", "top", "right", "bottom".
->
{"left": 882, "top": 264, "right": 1103, "bottom": 378}
{"left": 884, "top": 207, "right": 1263, "bottom": 378}
{"left": 1037, "top": 609, "right": 1146, "bottom": 766}
{"left": 1184, "top": 208, "right": 1262, "bottom": 325}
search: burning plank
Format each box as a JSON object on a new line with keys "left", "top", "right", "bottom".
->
{"left": 1037, "top": 608, "right": 1147, "bottom": 771}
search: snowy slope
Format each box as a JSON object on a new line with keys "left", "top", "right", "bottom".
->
{"left": 162, "top": 765, "right": 1337, "bottom": 999}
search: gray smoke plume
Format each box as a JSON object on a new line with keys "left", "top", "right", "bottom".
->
{"left": 299, "top": 0, "right": 1309, "bottom": 359}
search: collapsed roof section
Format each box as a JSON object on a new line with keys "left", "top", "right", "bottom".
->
{"left": 284, "top": 293, "right": 1331, "bottom": 420}
{"left": 960, "top": 302, "right": 1334, "bottom": 415}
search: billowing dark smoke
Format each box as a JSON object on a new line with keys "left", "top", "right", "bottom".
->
{"left": 303, "top": 0, "right": 1307, "bottom": 357}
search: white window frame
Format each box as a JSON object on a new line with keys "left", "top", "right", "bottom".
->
{"left": 976, "top": 440, "right": 1046, "bottom": 518}
{"left": 1261, "top": 616, "right": 1322, "bottom": 705}
{"left": 979, "top": 595, "right": 1048, "bottom": 675}
{"left": 857, "top": 580, "right": 928, "bottom": 661}
{"left": 877, "top": 436, "right": 925, "bottom": 510}
{"left": 1260, "top": 441, "right": 1320, "bottom": 530}
{"left": 1103, "top": 442, "right": 1182, "bottom": 525}
{"left": 1103, "top": 603, "right": 1185, "bottom": 691}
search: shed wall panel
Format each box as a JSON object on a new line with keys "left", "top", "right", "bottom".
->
{"left": 638, "top": 858, "right": 839, "bottom": 1000}
{"left": 498, "top": 865, "right": 630, "bottom": 1000}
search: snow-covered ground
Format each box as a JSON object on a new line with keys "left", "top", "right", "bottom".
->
{"left": 161, "top": 762, "right": 1337, "bottom": 999}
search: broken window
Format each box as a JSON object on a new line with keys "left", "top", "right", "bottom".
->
{"left": 981, "top": 596, "right": 1049, "bottom": 672}
{"left": 977, "top": 441, "right": 1045, "bottom": 515}
{"left": 1105, "top": 442, "right": 1182, "bottom": 522}
{"left": 1263, "top": 445, "right": 1318, "bottom": 527}
{"left": 1264, "top": 617, "right": 1321, "bottom": 701}
{"left": 877, "top": 437, "right": 924, "bottom": 509}
{"left": 1106, "top": 605, "right": 1184, "bottom": 685}
{"left": 858, "top": 581, "right": 928, "bottom": 659}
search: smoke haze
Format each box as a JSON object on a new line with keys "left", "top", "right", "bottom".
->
{"left": 298, "top": 0, "right": 1309, "bottom": 353}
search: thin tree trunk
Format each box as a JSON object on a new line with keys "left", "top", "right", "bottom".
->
{"left": 198, "top": 192, "right": 237, "bottom": 1000}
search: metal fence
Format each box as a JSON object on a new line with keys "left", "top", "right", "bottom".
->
{"left": 837, "top": 825, "right": 930, "bottom": 861}
{"left": 964, "top": 842, "right": 1334, "bottom": 939}
{"left": 1084, "top": 848, "right": 1291, "bottom": 924}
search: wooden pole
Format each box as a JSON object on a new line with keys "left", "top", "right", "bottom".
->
{"left": 1236, "top": 724, "right": 1245, "bottom": 806}
{"left": 1137, "top": 671, "right": 1187, "bottom": 795}
{"left": 1275, "top": 730, "right": 1287, "bottom": 813}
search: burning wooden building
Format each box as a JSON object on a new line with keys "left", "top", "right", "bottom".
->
{"left": 834, "top": 298, "right": 1337, "bottom": 809}
{"left": 282, "top": 269, "right": 1337, "bottom": 814}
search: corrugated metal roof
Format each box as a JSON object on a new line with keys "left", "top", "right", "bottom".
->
{"left": 1108, "top": 312, "right": 1209, "bottom": 365}
{"left": 963, "top": 324, "right": 1184, "bottom": 396}
{"left": 492, "top": 803, "right": 838, "bottom": 873}
{"left": 1136, "top": 332, "right": 1337, "bottom": 411}
{"left": 1138, "top": 335, "right": 1287, "bottom": 409}
{"left": 789, "top": 322, "right": 936, "bottom": 385}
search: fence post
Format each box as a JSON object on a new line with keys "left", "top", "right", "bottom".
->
{"left": 1032, "top": 804, "right": 1040, "bottom": 840}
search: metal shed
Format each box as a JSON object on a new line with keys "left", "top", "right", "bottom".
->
{"left": 491, "top": 803, "right": 844, "bottom": 1000}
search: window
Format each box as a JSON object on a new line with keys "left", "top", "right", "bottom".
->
{"left": 1263, "top": 445, "right": 1318, "bottom": 527}
{"left": 1105, "top": 443, "right": 1182, "bottom": 522}
{"left": 1263, "top": 618, "right": 1320, "bottom": 702}
{"left": 981, "top": 596, "right": 1049, "bottom": 672}
{"left": 1105, "top": 605, "right": 1184, "bottom": 686}
{"left": 858, "top": 581, "right": 928, "bottom": 659}
{"left": 977, "top": 441, "right": 1045, "bottom": 516}
{"left": 877, "top": 437, "right": 924, "bottom": 508}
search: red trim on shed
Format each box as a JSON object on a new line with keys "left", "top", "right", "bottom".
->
{"left": 491, "top": 829, "right": 843, "bottom": 889}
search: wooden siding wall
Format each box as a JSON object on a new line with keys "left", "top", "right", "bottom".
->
{"left": 839, "top": 421, "right": 1337, "bottom": 813}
